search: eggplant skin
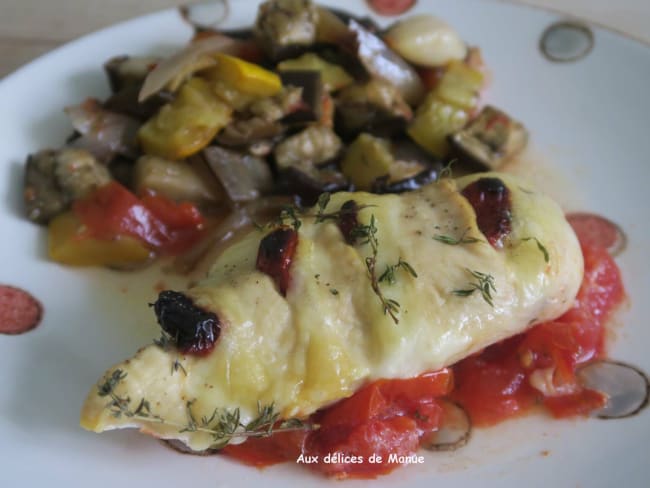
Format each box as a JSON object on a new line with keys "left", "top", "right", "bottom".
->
{"left": 372, "top": 167, "right": 440, "bottom": 194}
{"left": 255, "top": 0, "right": 319, "bottom": 60}
{"left": 24, "top": 148, "right": 111, "bottom": 225}
{"left": 24, "top": 150, "right": 68, "bottom": 225}
{"left": 277, "top": 167, "right": 351, "bottom": 205}
{"left": 335, "top": 79, "right": 412, "bottom": 137}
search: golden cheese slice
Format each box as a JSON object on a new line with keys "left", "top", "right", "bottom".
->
{"left": 80, "top": 173, "right": 583, "bottom": 450}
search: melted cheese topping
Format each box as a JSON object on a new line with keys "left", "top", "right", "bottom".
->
{"left": 80, "top": 173, "right": 583, "bottom": 450}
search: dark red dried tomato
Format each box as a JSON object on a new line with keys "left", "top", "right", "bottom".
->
{"left": 152, "top": 290, "right": 219, "bottom": 356}
{"left": 256, "top": 227, "right": 299, "bottom": 296}
{"left": 337, "top": 200, "right": 360, "bottom": 244}
{"left": 461, "top": 177, "right": 512, "bottom": 247}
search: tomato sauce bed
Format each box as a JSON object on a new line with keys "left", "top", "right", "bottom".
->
{"left": 223, "top": 239, "right": 625, "bottom": 479}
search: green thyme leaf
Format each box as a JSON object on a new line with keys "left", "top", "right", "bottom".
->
{"left": 522, "top": 237, "right": 550, "bottom": 263}
{"left": 96, "top": 373, "right": 316, "bottom": 449}
{"left": 452, "top": 268, "right": 497, "bottom": 307}
{"left": 433, "top": 231, "right": 483, "bottom": 245}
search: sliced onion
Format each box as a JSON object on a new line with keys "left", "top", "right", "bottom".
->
{"left": 577, "top": 360, "right": 649, "bottom": 419}
{"left": 65, "top": 98, "right": 140, "bottom": 161}
{"left": 422, "top": 400, "right": 471, "bottom": 451}
{"left": 138, "top": 35, "right": 240, "bottom": 102}
{"left": 202, "top": 146, "right": 273, "bottom": 203}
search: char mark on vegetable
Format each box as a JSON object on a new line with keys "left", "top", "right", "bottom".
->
{"left": 152, "top": 291, "right": 220, "bottom": 355}
{"left": 461, "top": 177, "right": 512, "bottom": 248}
{"left": 256, "top": 226, "right": 299, "bottom": 295}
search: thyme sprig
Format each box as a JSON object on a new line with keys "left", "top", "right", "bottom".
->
{"left": 278, "top": 205, "right": 302, "bottom": 231}
{"left": 378, "top": 258, "right": 418, "bottom": 285}
{"left": 269, "top": 195, "right": 374, "bottom": 230}
{"left": 433, "top": 229, "right": 483, "bottom": 246}
{"left": 436, "top": 160, "right": 456, "bottom": 181}
{"left": 351, "top": 215, "right": 414, "bottom": 324}
{"left": 97, "top": 370, "right": 316, "bottom": 449}
{"left": 522, "top": 237, "right": 550, "bottom": 263}
{"left": 452, "top": 268, "right": 497, "bottom": 307}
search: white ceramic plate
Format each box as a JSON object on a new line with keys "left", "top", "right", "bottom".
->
{"left": 1, "top": 1, "right": 648, "bottom": 486}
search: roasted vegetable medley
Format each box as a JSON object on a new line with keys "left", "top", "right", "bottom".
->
{"left": 23, "top": 0, "right": 528, "bottom": 269}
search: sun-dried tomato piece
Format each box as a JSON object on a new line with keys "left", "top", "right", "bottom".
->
{"left": 337, "top": 200, "right": 360, "bottom": 244}
{"left": 256, "top": 227, "right": 299, "bottom": 295}
{"left": 461, "top": 177, "right": 512, "bottom": 247}
{"left": 152, "top": 290, "right": 219, "bottom": 356}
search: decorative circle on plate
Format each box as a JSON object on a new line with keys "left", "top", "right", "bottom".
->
{"left": 566, "top": 212, "right": 627, "bottom": 256}
{"left": 0, "top": 285, "right": 43, "bottom": 335}
{"left": 577, "top": 360, "right": 649, "bottom": 419}
{"left": 180, "top": 0, "right": 229, "bottom": 31}
{"left": 540, "top": 21, "right": 594, "bottom": 62}
{"left": 366, "top": 0, "right": 417, "bottom": 17}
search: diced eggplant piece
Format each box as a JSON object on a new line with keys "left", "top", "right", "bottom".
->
{"left": 65, "top": 98, "right": 141, "bottom": 162}
{"left": 372, "top": 167, "right": 440, "bottom": 194}
{"left": 279, "top": 71, "right": 323, "bottom": 124}
{"left": 274, "top": 125, "right": 342, "bottom": 172}
{"left": 254, "top": 0, "right": 319, "bottom": 60}
{"left": 216, "top": 87, "right": 301, "bottom": 148}
{"left": 277, "top": 166, "right": 351, "bottom": 205}
{"left": 347, "top": 20, "right": 425, "bottom": 106}
{"left": 24, "top": 148, "right": 111, "bottom": 224}
{"left": 24, "top": 150, "right": 67, "bottom": 224}
{"left": 336, "top": 79, "right": 412, "bottom": 137}
{"left": 341, "top": 135, "right": 442, "bottom": 193}
{"left": 391, "top": 138, "right": 443, "bottom": 170}
{"left": 202, "top": 146, "right": 273, "bottom": 203}
{"left": 249, "top": 85, "right": 303, "bottom": 122}
{"left": 217, "top": 117, "right": 286, "bottom": 147}
{"left": 104, "top": 85, "right": 172, "bottom": 121}
{"left": 379, "top": 139, "right": 443, "bottom": 192}
{"left": 54, "top": 149, "right": 112, "bottom": 200}
{"left": 277, "top": 53, "right": 353, "bottom": 92}
{"left": 273, "top": 124, "right": 347, "bottom": 203}
{"left": 104, "top": 56, "right": 159, "bottom": 93}
{"left": 133, "top": 155, "right": 223, "bottom": 205}
{"left": 450, "top": 105, "right": 528, "bottom": 169}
